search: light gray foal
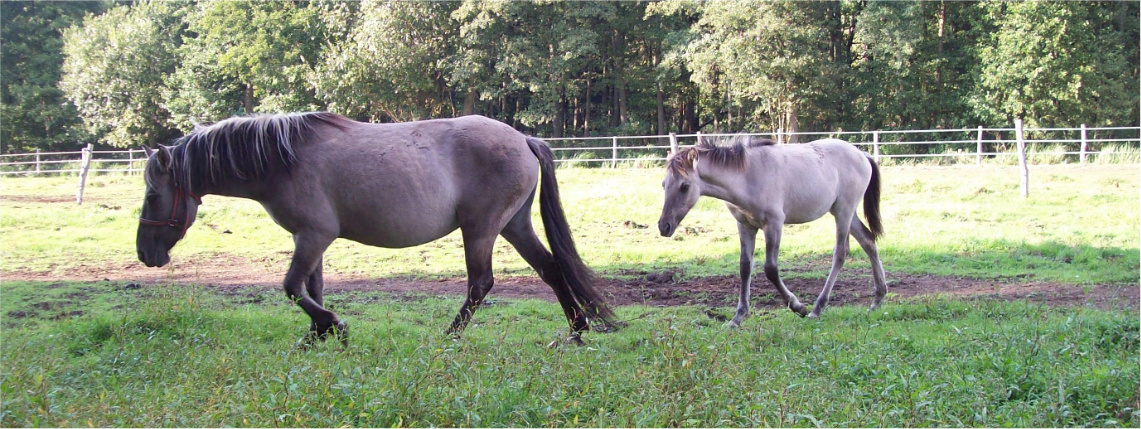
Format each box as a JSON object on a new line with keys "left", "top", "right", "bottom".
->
{"left": 657, "top": 137, "right": 887, "bottom": 326}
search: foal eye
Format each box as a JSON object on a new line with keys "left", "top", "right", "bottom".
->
{"left": 680, "top": 183, "right": 691, "bottom": 192}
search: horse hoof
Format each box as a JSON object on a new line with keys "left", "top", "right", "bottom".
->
{"left": 549, "top": 333, "right": 586, "bottom": 348}
{"left": 789, "top": 303, "right": 808, "bottom": 317}
{"left": 332, "top": 321, "right": 349, "bottom": 346}
{"left": 565, "top": 333, "right": 586, "bottom": 346}
{"left": 807, "top": 312, "right": 821, "bottom": 319}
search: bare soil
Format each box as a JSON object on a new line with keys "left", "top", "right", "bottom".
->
{"left": 7, "top": 253, "right": 1137, "bottom": 314}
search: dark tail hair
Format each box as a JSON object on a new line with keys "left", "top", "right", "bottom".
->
{"left": 863, "top": 153, "right": 884, "bottom": 240}
{"left": 525, "top": 137, "right": 617, "bottom": 327}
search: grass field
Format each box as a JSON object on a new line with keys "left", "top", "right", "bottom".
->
{"left": 2, "top": 163, "right": 1139, "bottom": 426}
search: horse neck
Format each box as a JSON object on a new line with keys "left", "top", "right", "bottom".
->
{"left": 176, "top": 163, "right": 282, "bottom": 202}
{"left": 694, "top": 161, "right": 744, "bottom": 203}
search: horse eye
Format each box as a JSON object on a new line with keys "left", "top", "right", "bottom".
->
{"left": 680, "top": 183, "right": 690, "bottom": 192}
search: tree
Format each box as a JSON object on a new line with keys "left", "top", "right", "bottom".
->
{"left": 60, "top": 1, "right": 188, "bottom": 148}
{"left": 313, "top": 0, "right": 458, "bottom": 122}
{"left": 972, "top": 1, "right": 1139, "bottom": 128}
{"left": 683, "top": 1, "right": 856, "bottom": 137}
{"left": 165, "top": 0, "right": 327, "bottom": 130}
{"left": 1, "top": 1, "right": 104, "bottom": 153}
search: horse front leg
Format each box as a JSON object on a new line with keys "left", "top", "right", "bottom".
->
{"left": 731, "top": 222, "right": 759, "bottom": 328}
{"left": 306, "top": 256, "right": 326, "bottom": 335}
{"left": 762, "top": 222, "right": 807, "bottom": 317}
{"left": 286, "top": 234, "right": 345, "bottom": 347}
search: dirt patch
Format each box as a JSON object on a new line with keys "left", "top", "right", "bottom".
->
{"left": 5, "top": 255, "right": 1137, "bottom": 314}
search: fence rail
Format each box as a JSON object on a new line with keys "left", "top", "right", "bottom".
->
{"left": 2, "top": 123, "right": 1137, "bottom": 176}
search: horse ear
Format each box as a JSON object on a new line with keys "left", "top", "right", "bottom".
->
{"left": 155, "top": 145, "right": 173, "bottom": 171}
{"left": 142, "top": 146, "right": 155, "bottom": 158}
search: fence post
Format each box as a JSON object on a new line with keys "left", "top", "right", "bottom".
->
{"left": 35, "top": 149, "right": 41, "bottom": 175}
{"left": 872, "top": 131, "right": 880, "bottom": 162}
{"left": 1015, "top": 119, "right": 1028, "bottom": 198}
{"left": 668, "top": 132, "right": 678, "bottom": 155}
{"left": 1080, "top": 123, "right": 1088, "bottom": 164}
{"left": 129, "top": 149, "right": 135, "bottom": 174}
{"left": 696, "top": 131, "right": 703, "bottom": 146}
{"left": 976, "top": 126, "right": 984, "bottom": 166}
{"left": 611, "top": 136, "right": 618, "bottom": 168}
{"left": 776, "top": 128, "right": 783, "bottom": 145}
{"left": 76, "top": 143, "right": 94, "bottom": 205}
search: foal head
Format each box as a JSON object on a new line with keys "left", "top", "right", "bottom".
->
{"left": 136, "top": 145, "right": 200, "bottom": 267}
{"left": 658, "top": 137, "right": 768, "bottom": 237}
{"left": 658, "top": 146, "right": 704, "bottom": 237}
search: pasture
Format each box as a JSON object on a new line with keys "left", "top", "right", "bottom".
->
{"left": 2, "top": 163, "right": 1139, "bottom": 426}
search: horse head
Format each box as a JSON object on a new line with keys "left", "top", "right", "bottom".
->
{"left": 136, "top": 145, "right": 201, "bottom": 267}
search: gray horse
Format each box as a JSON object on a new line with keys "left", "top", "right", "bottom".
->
{"left": 136, "top": 112, "right": 616, "bottom": 345}
{"left": 657, "top": 137, "right": 887, "bottom": 326}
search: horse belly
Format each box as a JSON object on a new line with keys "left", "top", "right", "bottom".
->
{"left": 336, "top": 200, "right": 459, "bottom": 248}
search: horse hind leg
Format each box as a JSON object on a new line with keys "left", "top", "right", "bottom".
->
{"left": 499, "top": 209, "right": 591, "bottom": 339}
{"left": 850, "top": 216, "right": 888, "bottom": 310}
{"left": 810, "top": 214, "right": 853, "bottom": 318}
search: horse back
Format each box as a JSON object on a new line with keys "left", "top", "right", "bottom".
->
{"left": 270, "top": 116, "right": 538, "bottom": 247}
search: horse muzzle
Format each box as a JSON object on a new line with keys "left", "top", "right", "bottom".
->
{"left": 138, "top": 249, "right": 170, "bottom": 268}
{"left": 658, "top": 219, "right": 676, "bottom": 237}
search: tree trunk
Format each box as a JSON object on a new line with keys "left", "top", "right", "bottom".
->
{"left": 786, "top": 103, "right": 800, "bottom": 143}
{"left": 243, "top": 83, "right": 255, "bottom": 114}
{"left": 683, "top": 99, "right": 696, "bottom": 133}
{"left": 656, "top": 83, "right": 666, "bottom": 135}
{"left": 584, "top": 78, "right": 592, "bottom": 136}
{"left": 462, "top": 89, "right": 476, "bottom": 116}
{"left": 554, "top": 85, "right": 566, "bottom": 138}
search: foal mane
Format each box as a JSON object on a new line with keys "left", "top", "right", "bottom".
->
{"left": 667, "top": 135, "right": 775, "bottom": 176}
{"left": 169, "top": 112, "right": 352, "bottom": 194}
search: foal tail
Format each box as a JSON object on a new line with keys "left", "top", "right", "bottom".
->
{"left": 863, "top": 153, "right": 884, "bottom": 240}
{"left": 525, "top": 137, "right": 618, "bottom": 328}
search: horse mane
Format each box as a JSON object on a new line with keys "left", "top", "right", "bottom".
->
{"left": 667, "top": 135, "right": 775, "bottom": 176}
{"left": 169, "top": 112, "right": 352, "bottom": 194}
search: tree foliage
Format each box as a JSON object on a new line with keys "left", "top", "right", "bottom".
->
{"left": 1, "top": 1, "right": 103, "bottom": 153}
{"left": 6, "top": 0, "right": 1137, "bottom": 150}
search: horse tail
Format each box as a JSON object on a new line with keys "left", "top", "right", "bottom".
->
{"left": 863, "top": 153, "right": 884, "bottom": 241}
{"left": 525, "top": 136, "right": 618, "bottom": 328}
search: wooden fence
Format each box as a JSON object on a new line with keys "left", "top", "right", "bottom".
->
{"left": 2, "top": 122, "right": 1137, "bottom": 203}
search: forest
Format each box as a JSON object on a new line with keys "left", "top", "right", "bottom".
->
{"left": 1, "top": 0, "right": 1138, "bottom": 153}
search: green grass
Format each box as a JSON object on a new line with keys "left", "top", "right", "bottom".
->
{"left": 2, "top": 164, "right": 1137, "bottom": 284}
{"left": 2, "top": 165, "right": 1138, "bottom": 426}
{"left": 1, "top": 282, "right": 1137, "bottom": 427}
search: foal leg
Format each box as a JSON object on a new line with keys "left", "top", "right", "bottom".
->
{"left": 809, "top": 214, "right": 854, "bottom": 318}
{"left": 445, "top": 229, "right": 497, "bottom": 335}
{"left": 850, "top": 217, "right": 888, "bottom": 310}
{"left": 762, "top": 222, "right": 808, "bottom": 317}
{"left": 286, "top": 234, "right": 345, "bottom": 346}
{"left": 731, "top": 222, "right": 759, "bottom": 328}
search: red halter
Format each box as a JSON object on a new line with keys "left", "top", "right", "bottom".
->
{"left": 138, "top": 185, "right": 202, "bottom": 240}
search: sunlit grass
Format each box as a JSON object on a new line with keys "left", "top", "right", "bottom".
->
{"left": 3, "top": 164, "right": 1135, "bottom": 285}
